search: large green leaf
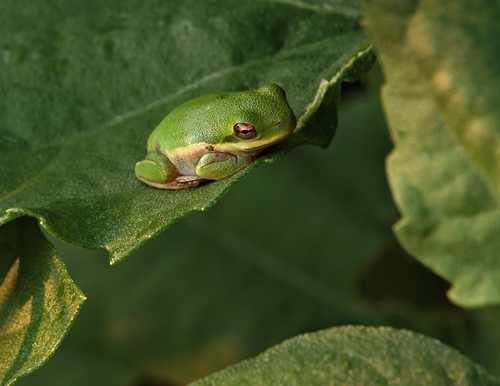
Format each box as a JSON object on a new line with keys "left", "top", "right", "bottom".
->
{"left": 363, "top": 0, "right": 500, "bottom": 307}
{"left": 0, "top": 0, "right": 374, "bottom": 264}
{"left": 191, "top": 326, "right": 500, "bottom": 385}
{"left": 0, "top": 218, "right": 85, "bottom": 386}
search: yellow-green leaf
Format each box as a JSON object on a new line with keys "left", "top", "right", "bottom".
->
{"left": 0, "top": 218, "right": 85, "bottom": 386}
{"left": 363, "top": 0, "right": 500, "bottom": 307}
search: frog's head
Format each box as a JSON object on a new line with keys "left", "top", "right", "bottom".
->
{"left": 221, "top": 84, "right": 296, "bottom": 155}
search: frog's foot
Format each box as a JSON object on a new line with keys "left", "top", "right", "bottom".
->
{"left": 196, "top": 152, "right": 253, "bottom": 180}
{"left": 164, "top": 175, "right": 205, "bottom": 190}
{"left": 135, "top": 151, "right": 180, "bottom": 189}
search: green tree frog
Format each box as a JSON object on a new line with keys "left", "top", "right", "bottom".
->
{"left": 135, "top": 83, "right": 296, "bottom": 189}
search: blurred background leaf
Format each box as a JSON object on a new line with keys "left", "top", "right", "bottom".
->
{"left": 363, "top": 0, "right": 500, "bottom": 308}
{"left": 192, "top": 326, "right": 500, "bottom": 386}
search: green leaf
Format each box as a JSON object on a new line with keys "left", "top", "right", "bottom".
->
{"left": 363, "top": 0, "right": 500, "bottom": 307}
{"left": 191, "top": 326, "right": 500, "bottom": 385}
{"left": 0, "top": 217, "right": 86, "bottom": 386}
{"left": 0, "top": 0, "right": 374, "bottom": 264}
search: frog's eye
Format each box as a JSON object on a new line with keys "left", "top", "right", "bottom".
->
{"left": 233, "top": 123, "right": 257, "bottom": 140}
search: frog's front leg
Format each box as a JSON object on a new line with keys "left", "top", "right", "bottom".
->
{"left": 135, "top": 151, "right": 182, "bottom": 189}
{"left": 196, "top": 152, "right": 253, "bottom": 180}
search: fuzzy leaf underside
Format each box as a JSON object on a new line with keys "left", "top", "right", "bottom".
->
{"left": 192, "top": 326, "right": 500, "bottom": 385}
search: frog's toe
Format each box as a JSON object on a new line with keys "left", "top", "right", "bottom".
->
{"left": 135, "top": 151, "right": 179, "bottom": 188}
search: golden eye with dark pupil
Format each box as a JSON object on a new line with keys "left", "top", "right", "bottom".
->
{"left": 233, "top": 123, "right": 257, "bottom": 140}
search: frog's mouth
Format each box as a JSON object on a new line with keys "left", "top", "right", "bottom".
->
{"left": 237, "top": 136, "right": 291, "bottom": 155}
{"left": 217, "top": 141, "right": 271, "bottom": 157}
{"left": 220, "top": 128, "right": 295, "bottom": 155}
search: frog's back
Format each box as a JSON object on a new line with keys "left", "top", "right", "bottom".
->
{"left": 147, "top": 92, "right": 240, "bottom": 154}
{"left": 146, "top": 83, "right": 295, "bottom": 156}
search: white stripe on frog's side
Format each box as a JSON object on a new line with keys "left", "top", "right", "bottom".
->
{"left": 166, "top": 138, "right": 278, "bottom": 177}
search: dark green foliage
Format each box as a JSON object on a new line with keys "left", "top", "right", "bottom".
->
{"left": 2, "top": 0, "right": 500, "bottom": 384}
